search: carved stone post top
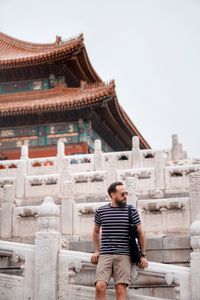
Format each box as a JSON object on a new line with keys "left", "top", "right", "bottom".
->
{"left": 3, "top": 184, "right": 13, "bottom": 190}
{"left": 94, "top": 139, "right": 102, "bottom": 152}
{"left": 38, "top": 196, "right": 59, "bottom": 218}
{"left": 20, "top": 144, "right": 29, "bottom": 159}
{"left": 190, "top": 216, "right": 200, "bottom": 236}
{"left": 57, "top": 140, "right": 65, "bottom": 156}
{"left": 172, "top": 134, "right": 179, "bottom": 144}
{"left": 132, "top": 136, "right": 140, "bottom": 149}
{"left": 189, "top": 170, "right": 200, "bottom": 179}
{"left": 125, "top": 176, "right": 137, "bottom": 191}
{"left": 3, "top": 184, "right": 14, "bottom": 203}
{"left": 155, "top": 151, "right": 165, "bottom": 161}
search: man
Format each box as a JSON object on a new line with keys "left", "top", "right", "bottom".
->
{"left": 91, "top": 181, "right": 148, "bottom": 300}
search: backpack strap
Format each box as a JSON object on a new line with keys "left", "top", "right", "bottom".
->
{"left": 128, "top": 205, "right": 132, "bottom": 224}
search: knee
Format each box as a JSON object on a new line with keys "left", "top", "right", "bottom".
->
{"left": 115, "top": 283, "right": 126, "bottom": 296}
{"left": 96, "top": 281, "right": 107, "bottom": 293}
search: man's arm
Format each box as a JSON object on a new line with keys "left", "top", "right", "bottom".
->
{"left": 91, "top": 224, "right": 101, "bottom": 264}
{"left": 137, "top": 223, "right": 148, "bottom": 269}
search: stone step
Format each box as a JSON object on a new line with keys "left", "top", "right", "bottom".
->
{"left": 68, "top": 285, "right": 172, "bottom": 300}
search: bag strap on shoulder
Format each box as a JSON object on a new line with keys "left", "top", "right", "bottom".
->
{"left": 128, "top": 205, "right": 132, "bottom": 224}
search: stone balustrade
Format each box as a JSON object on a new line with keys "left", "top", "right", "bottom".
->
{"left": 1, "top": 194, "right": 200, "bottom": 299}
{"left": 0, "top": 139, "right": 199, "bottom": 204}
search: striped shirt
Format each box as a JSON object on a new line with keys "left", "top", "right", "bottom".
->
{"left": 94, "top": 203, "right": 141, "bottom": 255}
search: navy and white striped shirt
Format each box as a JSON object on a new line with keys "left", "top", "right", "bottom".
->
{"left": 94, "top": 204, "right": 141, "bottom": 255}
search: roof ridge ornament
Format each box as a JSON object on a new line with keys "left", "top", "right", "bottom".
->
{"left": 55, "top": 36, "right": 62, "bottom": 45}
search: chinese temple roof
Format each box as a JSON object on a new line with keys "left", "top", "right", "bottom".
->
{"left": 0, "top": 81, "right": 115, "bottom": 115}
{"left": 0, "top": 32, "right": 150, "bottom": 149}
{"left": 0, "top": 32, "right": 100, "bottom": 83}
{"left": 0, "top": 80, "right": 149, "bottom": 148}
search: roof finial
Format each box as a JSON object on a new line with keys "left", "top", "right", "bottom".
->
{"left": 55, "top": 36, "right": 62, "bottom": 45}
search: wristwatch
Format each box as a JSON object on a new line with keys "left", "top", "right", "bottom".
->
{"left": 141, "top": 253, "right": 147, "bottom": 258}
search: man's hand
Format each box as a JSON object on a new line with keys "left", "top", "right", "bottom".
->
{"left": 91, "top": 251, "right": 100, "bottom": 264}
{"left": 138, "top": 256, "right": 148, "bottom": 269}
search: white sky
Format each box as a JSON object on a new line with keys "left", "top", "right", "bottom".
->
{"left": 0, "top": 0, "right": 199, "bottom": 158}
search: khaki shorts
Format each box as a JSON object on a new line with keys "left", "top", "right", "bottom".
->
{"left": 95, "top": 254, "right": 132, "bottom": 286}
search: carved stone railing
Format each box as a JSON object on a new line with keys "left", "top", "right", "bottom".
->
{"left": 71, "top": 170, "right": 108, "bottom": 197}
{"left": 28, "top": 157, "right": 57, "bottom": 175}
{"left": 138, "top": 197, "right": 190, "bottom": 235}
{"left": 0, "top": 194, "right": 198, "bottom": 300}
{"left": 0, "top": 240, "right": 34, "bottom": 300}
{"left": 0, "top": 138, "right": 199, "bottom": 203}
{"left": 25, "top": 174, "right": 61, "bottom": 199}
{"left": 0, "top": 273, "right": 24, "bottom": 299}
{"left": 58, "top": 249, "right": 190, "bottom": 300}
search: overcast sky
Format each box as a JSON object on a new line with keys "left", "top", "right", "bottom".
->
{"left": 0, "top": 0, "right": 199, "bottom": 158}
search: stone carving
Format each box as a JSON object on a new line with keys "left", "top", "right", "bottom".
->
{"left": 2, "top": 184, "right": 14, "bottom": 203}
{"left": 62, "top": 239, "right": 71, "bottom": 249}
{"left": 165, "top": 272, "right": 180, "bottom": 299}
{"left": 29, "top": 175, "right": 58, "bottom": 186}
{"left": 190, "top": 217, "right": 200, "bottom": 251}
{"left": 20, "top": 145, "right": 29, "bottom": 160}
{"left": 189, "top": 171, "right": 200, "bottom": 223}
{"left": 34, "top": 196, "right": 61, "bottom": 300}
{"left": 70, "top": 157, "right": 91, "bottom": 164}
{"left": 57, "top": 140, "right": 65, "bottom": 157}
{"left": 74, "top": 173, "right": 104, "bottom": 183}
{"left": 141, "top": 200, "right": 186, "bottom": 213}
{"left": 18, "top": 207, "right": 38, "bottom": 218}
{"left": 154, "top": 151, "right": 165, "bottom": 193}
{"left": 58, "top": 254, "right": 70, "bottom": 299}
{"left": 131, "top": 136, "right": 140, "bottom": 168}
{"left": 78, "top": 207, "right": 95, "bottom": 215}
{"left": 151, "top": 189, "right": 164, "bottom": 199}
{"left": 125, "top": 176, "right": 137, "bottom": 206}
{"left": 0, "top": 179, "right": 14, "bottom": 188}
{"left": 171, "top": 134, "right": 180, "bottom": 162}
{"left": 37, "top": 196, "right": 60, "bottom": 231}
{"left": 119, "top": 170, "right": 151, "bottom": 181}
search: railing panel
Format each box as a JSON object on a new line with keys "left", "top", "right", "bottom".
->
{"left": 0, "top": 273, "right": 24, "bottom": 300}
{"left": 28, "top": 157, "right": 57, "bottom": 175}
{"left": 25, "top": 174, "right": 61, "bottom": 198}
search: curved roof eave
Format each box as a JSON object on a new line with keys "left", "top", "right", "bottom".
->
{"left": 0, "top": 32, "right": 101, "bottom": 82}
{"left": 108, "top": 98, "right": 150, "bottom": 149}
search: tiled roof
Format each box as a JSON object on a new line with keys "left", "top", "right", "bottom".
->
{"left": 0, "top": 81, "right": 116, "bottom": 116}
{"left": 0, "top": 32, "right": 83, "bottom": 68}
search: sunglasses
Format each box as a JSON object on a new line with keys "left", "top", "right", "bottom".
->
{"left": 120, "top": 192, "right": 128, "bottom": 197}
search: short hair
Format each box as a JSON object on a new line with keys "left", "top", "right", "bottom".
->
{"left": 107, "top": 182, "right": 123, "bottom": 197}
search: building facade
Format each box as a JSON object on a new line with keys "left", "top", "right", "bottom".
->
{"left": 0, "top": 32, "right": 149, "bottom": 159}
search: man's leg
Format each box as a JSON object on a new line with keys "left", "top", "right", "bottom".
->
{"left": 95, "top": 280, "right": 107, "bottom": 300}
{"left": 115, "top": 283, "right": 127, "bottom": 300}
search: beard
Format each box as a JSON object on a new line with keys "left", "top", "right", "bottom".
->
{"left": 116, "top": 198, "right": 127, "bottom": 208}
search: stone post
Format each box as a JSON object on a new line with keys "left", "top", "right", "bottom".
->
{"left": 190, "top": 216, "right": 200, "bottom": 300}
{"left": 57, "top": 140, "right": 65, "bottom": 158}
{"left": 125, "top": 177, "right": 137, "bottom": 207}
{"left": 56, "top": 140, "right": 65, "bottom": 173}
{"left": 178, "top": 143, "right": 187, "bottom": 160}
{"left": 20, "top": 144, "right": 29, "bottom": 160}
{"left": 189, "top": 171, "right": 200, "bottom": 223}
{"left": 34, "top": 196, "right": 61, "bottom": 300}
{"left": 154, "top": 151, "right": 165, "bottom": 197}
{"left": 171, "top": 134, "right": 180, "bottom": 162}
{"left": 1, "top": 184, "right": 14, "bottom": 238}
{"left": 16, "top": 145, "right": 29, "bottom": 199}
{"left": 107, "top": 155, "right": 116, "bottom": 185}
{"left": 131, "top": 136, "right": 141, "bottom": 168}
{"left": 56, "top": 140, "right": 70, "bottom": 188}
{"left": 94, "top": 139, "right": 104, "bottom": 171}
{"left": 61, "top": 181, "right": 74, "bottom": 236}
